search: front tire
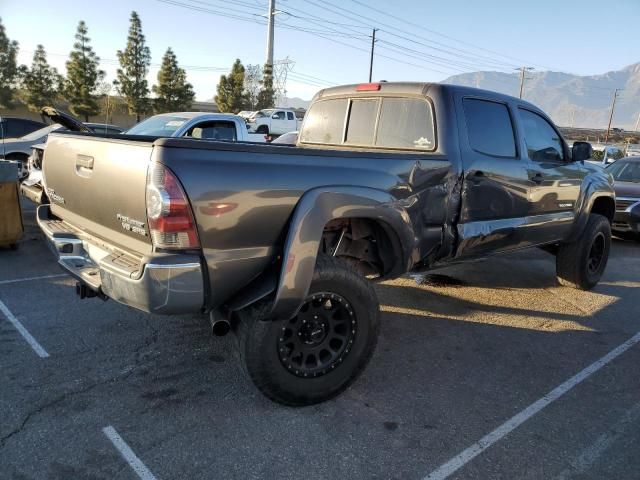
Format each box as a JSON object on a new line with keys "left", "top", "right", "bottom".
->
{"left": 235, "top": 255, "right": 380, "bottom": 406}
{"left": 556, "top": 213, "right": 611, "bottom": 290}
{"left": 256, "top": 125, "right": 269, "bottom": 135}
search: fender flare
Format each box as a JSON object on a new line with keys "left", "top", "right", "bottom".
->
{"left": 566, "top": 172, "right": 615, "bottom": 243}
{"left": 270, "top": 186, "right": 415, "bottom": 320}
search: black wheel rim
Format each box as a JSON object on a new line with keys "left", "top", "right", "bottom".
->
{"left": 277, "top": 292, "right": 356, "bottom": 378}
{"left": 587, "top": 232, "right": 606, "bottom": 274}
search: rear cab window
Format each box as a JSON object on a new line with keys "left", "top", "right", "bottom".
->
{"left": 300, "top": 96, "right": 435, "bottom": 151}
{"left": 463, "top": 98, "right": 516, "bottom": 157}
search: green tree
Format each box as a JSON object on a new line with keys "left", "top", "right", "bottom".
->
{"left": 256, "top": 63, "right": 275, "bottom": 109}
{"left": 152, "top": 48, "right": 195, "bottom": 113}
{"left": 0, "top": 17, "right": 20, "bottom": 109}
{"left": 64, "top": 21, "right": 105, "bottom": 121}
{"left": 115, "top": 11, "right": 151, "bottom": 122}
{"left": 21, "top": 45, "right": 62, "bottom": 113}
{"left": 215, "top": 59, "right": 248, "bottom": 113}
{"left": 243, "top": 64, "right": 262, "bottom": 110}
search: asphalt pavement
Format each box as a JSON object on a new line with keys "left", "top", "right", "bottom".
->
{"left": 1, "top": 201, "right": 639, "bottom": 480}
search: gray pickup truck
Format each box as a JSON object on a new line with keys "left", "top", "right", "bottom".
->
{"left": 38, "top": 82, "right": 614, "bottom": 405}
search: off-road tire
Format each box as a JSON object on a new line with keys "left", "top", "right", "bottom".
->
{"left": 235, "top": 255, "right": 380, "bottom": 406}
{"left": 256, "top": 125, "right": 269, "bottom": 135}
{"left": 556, "top": 213, "right": 611, "bottom": 290}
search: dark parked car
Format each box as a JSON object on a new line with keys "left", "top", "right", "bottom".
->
{"left": 0, "top": 116, "right": 46, "bottom": 139}
{"left": 38, "top": 82, "right": 614, "bottom": 406}
{"left": 607, "top": 157, "right": 640, "bottom": 239}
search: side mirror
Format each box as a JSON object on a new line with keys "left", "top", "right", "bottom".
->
{"left": 272, "top": 114, "right": 279, "bottom": 119}
{"left": 572, "top": 141, "right": 592, "bottom": 162}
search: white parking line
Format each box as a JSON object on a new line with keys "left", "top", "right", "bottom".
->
{"left": 0, "top": 299, "right": 49, "bottom": 358}
{"left": 102, "top": 426, "right": 158, "bottom": 480}
{"left": 0, "top": 274, "right": 67, "bottom": 285}
{"left": 423, "top": 331, "right": 640, "bottom": 480}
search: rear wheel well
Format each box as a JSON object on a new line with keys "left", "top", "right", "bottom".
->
{"left": 591, "top": 196, "right": 615, "bottom": 224}
{"left": 321, "top": 218, "right": 402, "bottom": 278}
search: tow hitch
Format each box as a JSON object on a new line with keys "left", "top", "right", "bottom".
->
{"left": 75, "top": 282, "right": 108, "bottom": 301}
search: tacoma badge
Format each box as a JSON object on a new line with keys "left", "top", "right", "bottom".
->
{"left": 116, "top": 213, "right": 147, "bottom": 236}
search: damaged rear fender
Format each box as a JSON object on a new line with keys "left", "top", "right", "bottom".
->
{"left": 270, "top": 186, "right": 415, "bottom": 320}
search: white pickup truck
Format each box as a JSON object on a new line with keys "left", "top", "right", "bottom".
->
{"left": 126, "top": 112, "right": 267, "bottom": 142}
{"left": 246, "top": 108, "right": 301, "bottom": 135}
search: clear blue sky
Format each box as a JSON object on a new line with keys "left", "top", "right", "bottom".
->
{"left": 3, "top": 0, "right": 639, "bottom": 101}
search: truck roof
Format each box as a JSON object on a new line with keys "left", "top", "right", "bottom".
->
{"left": 313, "top": 82, "right": 538, "bottom": 110}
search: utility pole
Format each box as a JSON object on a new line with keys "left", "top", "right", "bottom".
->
{"left": 265, "top": 0, "right": 275, "bottom": 70}
{"left": 634, "top": 111, "right": 640, "bottom": 133}
{"left": 368, "top": 28, "right": 378, "bottom": 82}
{"left": 604, "top": 88, "right": 620, "bottom": 144}
{"left": 516, "top": 66, "right": 534, "bottom": 99}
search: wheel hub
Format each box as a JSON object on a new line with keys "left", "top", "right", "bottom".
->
{"left": 277, "top": 292, "right": 356, "bottom": 378}
{"left": 588, "top": 232, "right": 606, "bottom": 274}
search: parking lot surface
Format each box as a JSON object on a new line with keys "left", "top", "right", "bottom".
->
{"left": 1, "top": 202, "right": 639, "bottom": 480}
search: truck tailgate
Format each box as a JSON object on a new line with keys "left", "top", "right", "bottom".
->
{"left": 43, "top": 134, "right": 154, "bottom": 255}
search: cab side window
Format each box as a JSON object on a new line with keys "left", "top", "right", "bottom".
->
{"left": 463, "top": 98, "right": 516, "bottom": 158}
{"left": 273, "top": 111, "right": 286, "bottom": 120}
{"left": 518, "top": 108, "right": 564, "bottom": 162}
{"left": 287, "top": 112, "right": 295, "bottom": 121}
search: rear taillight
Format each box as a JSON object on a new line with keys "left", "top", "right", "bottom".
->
{"left": 146, "top": 162, "right": 200, "bottom": 249}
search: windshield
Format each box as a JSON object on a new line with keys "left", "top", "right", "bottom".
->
{"left": 126, "top": 116, "right": 189, "bottom": 136}
{"left": 607, "top": 160, "right": 640, "bottom": 183}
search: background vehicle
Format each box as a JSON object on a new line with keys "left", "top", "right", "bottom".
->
{"left": 606, "top": 157, "right": 640, "bottom": 239}
{"left": 271, "top": 131, "right": 298, "bottom": 145}
{"left": 626, "top": 144, "right": 640, "bottom": 157}
{"left": 587, "top": 144, "right": 624, "bottom": 166}
{"left": 0, "top": 117, "right": 46, "bottom": 139}
{"left": 38, "top": 82, "right": 614, "bottom": 406}
{"left": 246, "top": 108, "right": 300, "bottom": 135}
{"left": 125, "top": 112, "right": 266, "bottom": 142}
{"left": 0, "top": 124, "right": 62, "bottom": 180}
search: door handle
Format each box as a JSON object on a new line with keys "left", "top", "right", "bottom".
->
{"left": 530, "top": 173, "right": 544, "bottom": 184}
{"left": 76, "top": 154, "right": 94, "bottom": 170}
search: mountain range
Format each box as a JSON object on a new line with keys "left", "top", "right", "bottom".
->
{"left": 443, "top": 63, "right": 640, "bottom": 129}
{"left": 282, "top": 63, "right": 639, "bottom": 130}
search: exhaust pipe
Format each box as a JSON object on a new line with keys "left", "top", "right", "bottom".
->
{"left": 209, "top": 311, "right": 231, "bottom": 336}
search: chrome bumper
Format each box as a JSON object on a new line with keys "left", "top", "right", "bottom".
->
{"left": 37, "top": 205, "right": 205, "bottom": 314}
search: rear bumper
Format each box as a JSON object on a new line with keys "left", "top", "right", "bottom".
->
{"left": 37, "top": 205, "right": 205, "bottom": 314}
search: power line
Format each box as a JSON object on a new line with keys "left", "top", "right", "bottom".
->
{"left": 292, "top": 0, "right": 518, "bottom": 74}
{"left": 347, "top": 0, "right": 555, "bottom": 70}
